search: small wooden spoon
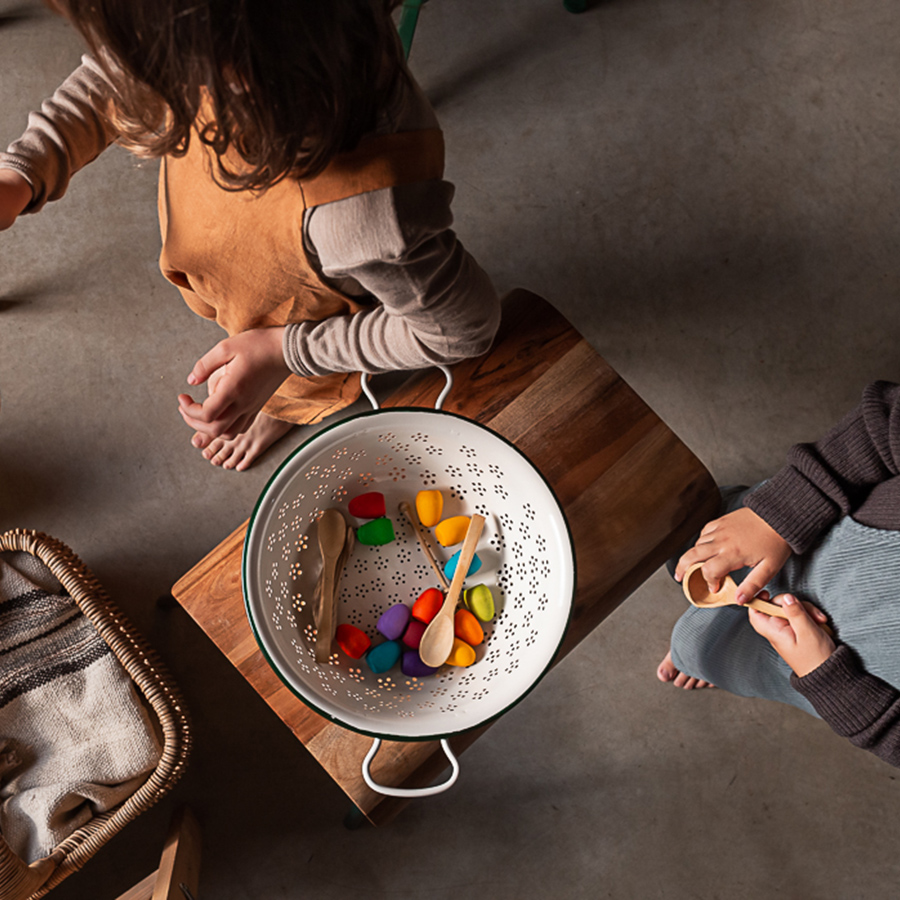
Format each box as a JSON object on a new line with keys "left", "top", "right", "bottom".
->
{"left": 398, "top": 500, "right": 450, "bottom": 592}
{"left": 419, "top": 514, "right": 485, "bottom": 668}
{"left": 315, "top": 508, "right": 350, "bottom": 662}
{"left": 683, "top": 563, "right": 834, "bottom": 635}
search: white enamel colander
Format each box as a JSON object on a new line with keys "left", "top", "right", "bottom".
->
{"left": 242, "top": 370, "right": 575, "bottom": 797}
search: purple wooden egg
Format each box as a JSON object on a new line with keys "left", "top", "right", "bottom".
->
{"left": 402, "top": 650, "right": 439, "bottom": 678}
{"left": 377, "top": 603, "right": 411, "bottom": 641}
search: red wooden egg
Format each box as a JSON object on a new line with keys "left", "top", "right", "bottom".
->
{"left": 348, "top": 492, "right": 386, "bottom": 519}
{"left": 411, "top": 587, "right": 444, "bottom": 624}
{"left": 335, "top": 624, "right": 371, "bottom": 659}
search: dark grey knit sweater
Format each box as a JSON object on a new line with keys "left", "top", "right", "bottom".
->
{"left": 745, "top": 381, "right": 900, "bottom": 766}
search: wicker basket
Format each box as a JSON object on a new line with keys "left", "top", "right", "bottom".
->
{"left": 0, "top": 530, "right": 192, "bottom": 900}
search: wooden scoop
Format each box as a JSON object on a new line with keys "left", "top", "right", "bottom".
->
{"left": 682, "top": 562, "right": 834, "bottom": 635}
{"left": 419, "top": 514, "right": 485, "bottom": 668}
{"left": 398, "top": 500, "right": 450, "bottom": 592}
{"left": 315, "top": 508, "right": 350, "bottom": 662}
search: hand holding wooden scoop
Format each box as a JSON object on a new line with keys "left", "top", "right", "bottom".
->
{"left": 682, "top": 562, "right": 833, "bottom": 636}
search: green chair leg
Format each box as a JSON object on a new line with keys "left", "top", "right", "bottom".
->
{"left": 564, "top": 0, "right": 588, "bottom": 11}
{"left": 398, "top": 0, "right": 427, "bottom": 59}
{"left": 344, "top": 804, "right": 371, "bottom": 830}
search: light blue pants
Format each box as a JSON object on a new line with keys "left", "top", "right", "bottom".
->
{"left": 669, "top": 487, "right": 900, "bottom": 715}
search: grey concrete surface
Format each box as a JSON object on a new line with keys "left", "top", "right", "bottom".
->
{"left": 2, "top": 1, "right": 900, "bottom": 897}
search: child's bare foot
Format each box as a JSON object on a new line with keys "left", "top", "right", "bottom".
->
{"left": 657, "top": 651, "right": 715, "bottom": 690}
{"left": 191, "top": 412, "right": 294, "bottom": 471}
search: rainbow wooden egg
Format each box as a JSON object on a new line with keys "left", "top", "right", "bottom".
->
{"left": 412, "top": 587, "right": 444, "bottom": 623}
{"left": 335, "top": 624, "right": 371, "bottom": 659}
{"left": 348, "top": 491, "right": 386, "bottom": 519}
{"left": 445, "top": 638, "right": 476, "bottom": 667}
{"left": 415, "top": 490, "right": 443, "bottom": 528}
{"left": 377, "top": 603, "right": 411, "bottom": 641}
{"left": 454, "top": 609, "right": 484, "bottom": 645}
{"left": 356, "top": 517, "right": 395, "bottom": 546}
{"left": 366, "top": 640, "right": 402, "bottom": 674}
{"left": 435, "top": 515, "right": 471, "bottom": 547}
{"left": 463, "top": 584, "right": 495, "bottom": 622}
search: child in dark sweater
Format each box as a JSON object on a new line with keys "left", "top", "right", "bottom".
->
{"left": 659, "top": 381, "right": 900, "bottom": 766}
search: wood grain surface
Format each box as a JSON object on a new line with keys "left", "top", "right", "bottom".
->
{"left": 171, "top": 289, "right": 719, "bottom": 824}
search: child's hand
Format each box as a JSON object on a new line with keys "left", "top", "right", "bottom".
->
{"left": 0, "top": 169, "right": 33, "bottom": 231}
{"left": 177, "top": 327, "right": 291, "bottom": 439}
{"left": 747, "top": 593, "right": 835, "bottom": 677}
{"left": 674, "top": 507, "right": 791, "bottom": 603}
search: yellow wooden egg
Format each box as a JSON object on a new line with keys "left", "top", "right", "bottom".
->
{"left": 445, "top": 637, "right": 476, "bottom": 667}
{"left": 434, "top": 515, "right": 471, "bottom": 547}
{"left": 415, "top": 489, "right": 444, "bottom": 528}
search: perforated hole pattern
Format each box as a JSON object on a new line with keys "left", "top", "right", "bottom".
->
{"left": 244, "top": 411, "right": 573, "bottom": 738}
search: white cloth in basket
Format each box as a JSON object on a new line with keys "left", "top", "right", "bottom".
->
{"left": 0, "top": 552, "right": 162, "bottom": 863}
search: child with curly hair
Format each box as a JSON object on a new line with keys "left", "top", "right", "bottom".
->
{"left": 0, "top": 0, "right": 500, "bottom": 470}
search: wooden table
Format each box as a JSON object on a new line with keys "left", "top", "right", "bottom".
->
{"left": 171, "top": 289, "right": 719, "bottom": 825}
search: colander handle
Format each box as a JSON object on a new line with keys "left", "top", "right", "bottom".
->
{"left": 360, "top": 366, "right": 454, "bottom": 411}
{"left": 361, "top": 737, "right": 460, "bottom": 798}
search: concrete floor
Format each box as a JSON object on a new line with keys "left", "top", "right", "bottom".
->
{"left": 2, "top": 0, "right": 900, "bottom": 897}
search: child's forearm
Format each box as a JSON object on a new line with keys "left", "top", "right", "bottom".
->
{"left": 1, "top": 55, "right": 119, "bottom": 213}
{"left": 283, "top": 256, "right": 499, "bottom": 377}
{"left": 289, "top": 183, "right": 500, "bottom": 376}
{"left": 744, "top": 381, "right": 900, "bottom": 554}
{"left": 792, "top": 644, "right": 900, "bottom": 768}
{"left": 0, "top": 169, "right": 33, "bottom": 230}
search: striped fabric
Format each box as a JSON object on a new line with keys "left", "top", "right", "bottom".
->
{"left": 0, "top": 588, "right": 112, "bottom": 711}
{"left": 0, "top": 556, "right": 161, "bottom": 863}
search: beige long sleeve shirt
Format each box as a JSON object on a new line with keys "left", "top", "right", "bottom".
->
{"left": 1, "top": 56, "right": 500, "bottom": 377}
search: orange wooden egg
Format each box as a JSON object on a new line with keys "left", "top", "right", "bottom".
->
{"left": 445, "top": 638, "right": 476, "bottom": 667}
{"left": 412, "top": 587, "right": 444, "bottom": 624}
{"left": 454, "top": 609, "right": 484, "bottom": 646}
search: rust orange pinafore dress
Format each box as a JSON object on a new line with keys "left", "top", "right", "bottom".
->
{"left": 157, "top": 127, "right": 445, "bottom": 424}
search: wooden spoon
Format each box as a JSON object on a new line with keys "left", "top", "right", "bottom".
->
{"left": 682, "top": 563, "right": 834, "bottom": 635}
{"left": 419, "top": 514, "right": 485, "bottom": 668}
{"left": 334, "top": 523, "right": 355, "bottom": 596}
{"left": 398, "top": 500, "right": 450, "bottom": 591}
{"left": 315, "top": 508, "right": 350, "bottom": 662}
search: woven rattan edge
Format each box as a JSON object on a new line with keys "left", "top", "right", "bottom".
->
{"left": 0, "top": 529, "right": 192, "bottom": 899}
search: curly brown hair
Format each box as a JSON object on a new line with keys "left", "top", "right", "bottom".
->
{"left": 49, "top": 0, "right": 407, "bottom": 190}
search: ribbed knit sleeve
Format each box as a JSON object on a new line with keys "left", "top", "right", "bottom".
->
{"left": 283, "top": 180, "right": 500, "bottom": 376}
{"left": 791, "top": 645, "right": 900, "bottom": 767}
{"left": 745, "top": 381, "right": 900, "bottom": 553}
{"left": 0, "top": 55, "right": 117, "bottom": 213}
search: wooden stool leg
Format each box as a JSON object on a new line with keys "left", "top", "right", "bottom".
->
{"left": 152, "top": 807, "right": 201, "bottom": 900}
{"left": 116, "top": 807, "right": 201, "bottom": 900}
